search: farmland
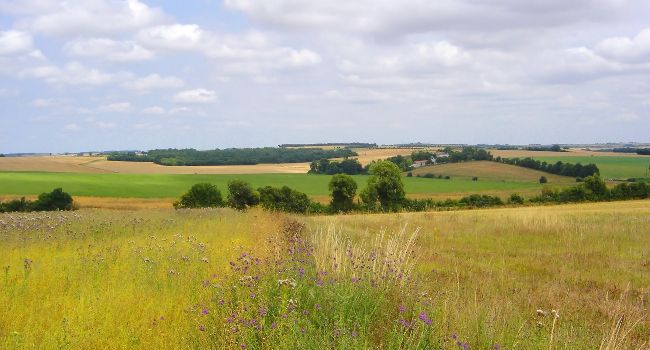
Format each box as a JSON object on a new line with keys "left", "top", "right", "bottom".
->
{"left": 409, "top": 161, "right": 575, "bottom": 183}
{"left": 1, "top": 200, "right": 648, "bottom": 349}
{"left": 0, "top": 172, "right": 551, "bottom": 201}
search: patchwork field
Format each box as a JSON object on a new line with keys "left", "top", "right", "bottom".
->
{"left": 1, "top": 200, "right": 648, "bottom": 349}
{"left": 410, "top": 161, "right": 575, "bottom": 183}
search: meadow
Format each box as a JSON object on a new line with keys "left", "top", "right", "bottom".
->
{"left": 0, "top": 172, "right": 547, "bottom": 200}
{"left": 1, "top": 200, "right": 648, "bottom": 349}
{"left": 526, "top": 156, "right": 649, "bottom": 179}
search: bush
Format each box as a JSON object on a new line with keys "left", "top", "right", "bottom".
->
{"left": 258, "top": 186, "right": 312, "bottom": 213}
{"left": 174, "top": 183, "right": 224, "bottom": 209}
{"left": 422, "top": 173, "right": 435, "bottom": 178}
{"left": 32, "top": 188, "right": 74, "bottom": 211}
{"left": 472, "top": 177, "right": 478, "bottom": 181}
{"left": 227, "top": 180, "right": 260, "bottom": 211}
{"left": 444, "top": 176, "right": 451, "bottom": 180}
{"left": 459, "top": 194, "right": 503, "bottom": 208}
{"left": 406, "top": 172, "right": 413, "bottom": 177}
{"left": 361, "top": 161, "right": 405, "bottom": 212}
{"left": 508, "top": 193, "right": 524, "bottom": 205}
{"left": 539, "top": 176, "right": 548, "bottom": 184}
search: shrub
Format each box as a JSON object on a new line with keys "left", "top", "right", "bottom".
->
{"left": 174, "top": 183, "right": 224, "bottom": 209}
{"left": 361, "top": 161, "right": 405, "bottom": 212}
{"left": 459, "top": 194, "right": 503, "bottom": 208}
{"left": 406, "top": 171, "right": 413, "bottom": 177}
{"left": 508, "top": 193, "right": 524, "bottom": 205}
{"left": 539, "top": 176, "right": 548, "bottom": 184}
{"left": 444, "top": 176, "right": 451, "bottom": 180}
{"left": 258, "top": 186, "right": 312, "bottom": 214}
{"left": 227, "top": 180, "right": 260, "bottom": 211}
{"left": 32, "top": 188, "right": 74, "bottom": 211}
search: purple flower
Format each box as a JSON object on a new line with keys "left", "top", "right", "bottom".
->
{"left": 219, "top": 299, "right": 225, "bottom": 306}
{"left": 399, "top": 319, "right": 411, "bottom": 328}
{"left": 451, "top": 333, "right": 457, "bottom": 340}
{"left": 201, "top": 308, "right": 209, "bottom": 315}
{"left": 241, "top": 343, "right": 247, "bottom": 349}
{"left": 250, "top": 293, "right": 256, "bottom": 299}
{"left": 271, "top": 322, "right": 277, "bottom": 329}
{"left": 351, "top": 330, "right": 358, "bottom": 338}
{"left": 493, "top": 344, "right": 501, "bottom": 350}
{"left": 259, "top": 307, "right": 268, "bottom": 317}
{"left": 398, "top": 304, "right": 406, "bottom": 313}
{"left": 418, "top": 311, "right": 432, "bottom": 325}
{"left": 314, "top": 304, "right": 322, "bottom": 311}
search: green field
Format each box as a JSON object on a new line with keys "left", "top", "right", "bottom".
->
{"left": 532, "top": 156, "right": 650, "bottom": 179}
{"left": 0, "top": 172, "right": 547, "bottom": 199}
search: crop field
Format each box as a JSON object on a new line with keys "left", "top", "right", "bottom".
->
{"left": 0, "top": 149, "right": 419, "bottom": 175}
{"left": 531, "top": 156, "right": 650, "bottom": 179}
{"left": 409, "top": 161, "right": 575, "bottom": 183}
{"left": 1, "top": 200, "right": 648, "bottom": 349}
{"left": 0, "top": 172, "right": 551, "bottom": 201}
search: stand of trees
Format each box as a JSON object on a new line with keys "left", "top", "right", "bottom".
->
{"left": 497, "top": 157, "right": 599, "bottom": 178}
{"left": 108, "top": 148, "right": 357, "bottom": 166}
{"left": 308, "top": 158, "right": 364, "bottom": 175}
{"left": 609, "top": 147, "right": 650, "bottom": 155}
{"left": 524, "top": 145, "right": 567, "bottom": 152}
{"left": 0, "top": 188, "right": 74, "bottom": 213}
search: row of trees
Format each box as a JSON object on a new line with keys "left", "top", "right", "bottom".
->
{"left": 108, "top": 148, "right": 358, "bottom": 166}
{"left": 498, "top": 157, "right": 599, "bottom": 178}
{"left": 524, "top": 145, "right": 567, "bottom": 152}
{"left": 308, "top": 158, "right": 365, "bottom": 175}
{"left": 0, "top": 188, "right": 74, "bottom": 213}
{"left": 610, "top": 147, "right": 650, "bottom": 155}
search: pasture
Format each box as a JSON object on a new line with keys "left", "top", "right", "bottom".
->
{"left": 1, "top": 200, "right": 648, "bottom": 349}
{"left": 409, "top": 161, "right": 575, "bottom": 183}
{"left": 531, "top": 156, "right": 650, "bottom": 179}
{"left": 0, "top": 172, "right": 550, "bottom": 201}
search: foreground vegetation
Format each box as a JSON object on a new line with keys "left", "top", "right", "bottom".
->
{"left": 1, "top": 201, "right": 647, "bottom": 349}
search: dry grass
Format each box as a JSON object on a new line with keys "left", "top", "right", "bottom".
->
{"left": 307, "top": 200, "right": 650, "bottom": 349}
{"left": 410, "top": 161, "right": 574, "bottom": 183}
{"left": 350, "top": 148, "right": 432, "bottom": 165}
{"left": 0, "top": 156, "right": 108, "bottom": 173}
{"left": 489, "top": 148, "right": 643, "bottom": 158}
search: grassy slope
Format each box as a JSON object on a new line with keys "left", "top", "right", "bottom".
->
{"left": 308, "top": 200, "right": 650, "bottom": 348}
{"left": 0, "top": 172, "right": 545, "bottom": 199}
{"left": 530, "top": 156, "right": 650, "bottom": 178}
{"left": 409, "top": 161, "right": 575, "bottom": 183}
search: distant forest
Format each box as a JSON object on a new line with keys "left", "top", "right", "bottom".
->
{"left": 107, "top": 148, "right": 357, "bottom": 166}
{"left": 609, "top": 147, "right": 650, "bottom": 155}
{"left": 278, "top": 143, "right": 376, "bottom": 148}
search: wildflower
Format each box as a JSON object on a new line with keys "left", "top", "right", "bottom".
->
{"left": 259, "top": 307, "right": 268, "bottom": 317}
{"left": 271, "top": 322, "right": 277, "bottom": 329}
{"left": 536, "top": 309, "right": 547, "bottom": 317}
{"left": 418, "top": 311, "right": 432, "bottom": 325}
{"left": 219, "top": 299, "right": 224, "bottom": 305}
{"left": 314, "top": 304, "right": 321, "bottom": 311}
{"left": 250, "top": 293, "right": 256, "bottom": 299}
{"left": 201, "top": 308, "right": 209, "bottom": 315}
{"left": 399, "top": 319, "right": 411, "bottom": 328}
{"left": 493, "top": 344, "right": 501, "bottom": 350}
{"left": 398, "top": 304, "right": 406, "bottom": 313}
{"left": 451, "top": 333, "right": 457, "bottom": 339}
{"left": 241, "top": 343, "right": 247, "bottom": 349}
{"left": 351, "top": 330, "right": 358, "bottom": 338}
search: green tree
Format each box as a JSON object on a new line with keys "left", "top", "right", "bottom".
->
{"left": 329, "top": 174, "right": 357, "bottom": 212}
{"left": 227, "top": 180, "right": 260, "bottom": 210}
{"left": 539, "top": 176, "right": 548, "bottom": 184}
{"left": 361, "top": 161, "right": 405, "bottom": 212}
{"left": 174, "top": 183, "right": 224, "bottom": 209}
{"left": 32, "top": 188, "right": 74, "bottom": 211}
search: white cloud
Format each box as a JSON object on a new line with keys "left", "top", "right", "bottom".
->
{"left": 172, "top": 89, "right": 217, "bottom": 104}
{"left": 99, "top": 102, "right": 131, "bottom": 113}
{"left": 63, "top": 123, "right": 80, "bottom": 131}
{"left": 137, "top": 24, "right": 204, "bottom": 51}
{"left": 97, "top": 121, "right": 117, "bottom": 128}
{"left": 65, "top": 38, "right": 154, "bottom": 62}
{"left": 123, "top": 74, "right": 184, "bottom": 92}
{"left": 595, "top": 28, "right": 650, "bottom": 63}
{"left": 0, "top": 30, "right": 34, "bottom": 55}
{"left": 142, "top": 106, "right": 166, "bottom": 114}
{"left": 14, "top": 0, "right": 166, "bottom": 36}
{"left": 21, "top": 62, "right": 113, "bottom": 85}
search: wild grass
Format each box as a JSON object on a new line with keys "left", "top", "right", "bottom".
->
{"left": 1, "top": 200, "right": 648, "bottom": 349}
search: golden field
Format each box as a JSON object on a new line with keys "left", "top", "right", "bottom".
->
{"left": 1, "top": 200, "right": 648, "bottom": 349}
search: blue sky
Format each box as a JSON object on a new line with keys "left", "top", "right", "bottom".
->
{"left": 1, "top": 0, "right": 649, "bottom": 153}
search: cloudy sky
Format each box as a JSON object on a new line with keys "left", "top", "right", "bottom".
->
{"left": 1, "top": 0, "right": 649, "bottom": 152}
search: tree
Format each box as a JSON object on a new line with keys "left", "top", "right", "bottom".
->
{"left": 508, "top": 193, "right": 524, "bottom": 205}
{"left": 329, "top": 174, "right": 357, "bottom": 212}
{"left": 361, "top": 161, "right": 405, "bottom": 211}
{"left": 539, "top": 176, "right": 548, "bottom": 184}
{"left": 174, "top": 183, "right": 224, "bottom": 209}
{"left": 258, "top": 185, "right": 312, "bottom": 213}
{"left": 32, "top": 188, "right": 74, "bottom": 211}
{"left": 227, "top": 180, "right": 260, "bottom": 210}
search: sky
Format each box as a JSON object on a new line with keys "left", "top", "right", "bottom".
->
{"left": 1, "top": 0, "right": 649, "bottom": 153}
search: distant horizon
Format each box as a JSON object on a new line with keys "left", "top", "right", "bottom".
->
{"left": 3, "top": 141, "right": 650, "bottom": 156}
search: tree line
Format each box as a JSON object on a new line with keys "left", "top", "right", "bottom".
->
{"left": 610, "top": 147, "right": 650, "bottom": 155}
{"left": 0, "top": 188, "right": 74, "bottom": 213}
{"left": 496, "top": 157, "right": 599, "bottom": 178}
{"left": 176, "top": 160, "right": 650, "bottom": 215}
{"left": 107, "top": 148, "right": 358, "bottom": 166}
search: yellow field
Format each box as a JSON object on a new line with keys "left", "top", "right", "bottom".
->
{"left": 410, "top": 161, "right": 575, "bottom": 183}
{"left": 0, "top": 148, "right": 419, "bottom": 174}
{"left": 489, "top": 148, "right": 642, "bottom": 158}
{"left": 1, "top": 200, "right": 648, "bottom": 348}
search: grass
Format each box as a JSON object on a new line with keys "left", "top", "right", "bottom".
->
{"left": 410, "top": 161, "right": 575, "bottom": 183}
{"left": 1, "top": 200, "right": 648, "bottom": 348}
{"left": 0, "top": 172, "right": 549, "bottom": 199}
{"left": 530, "top": 156, "right": 650, "bottom": 179}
